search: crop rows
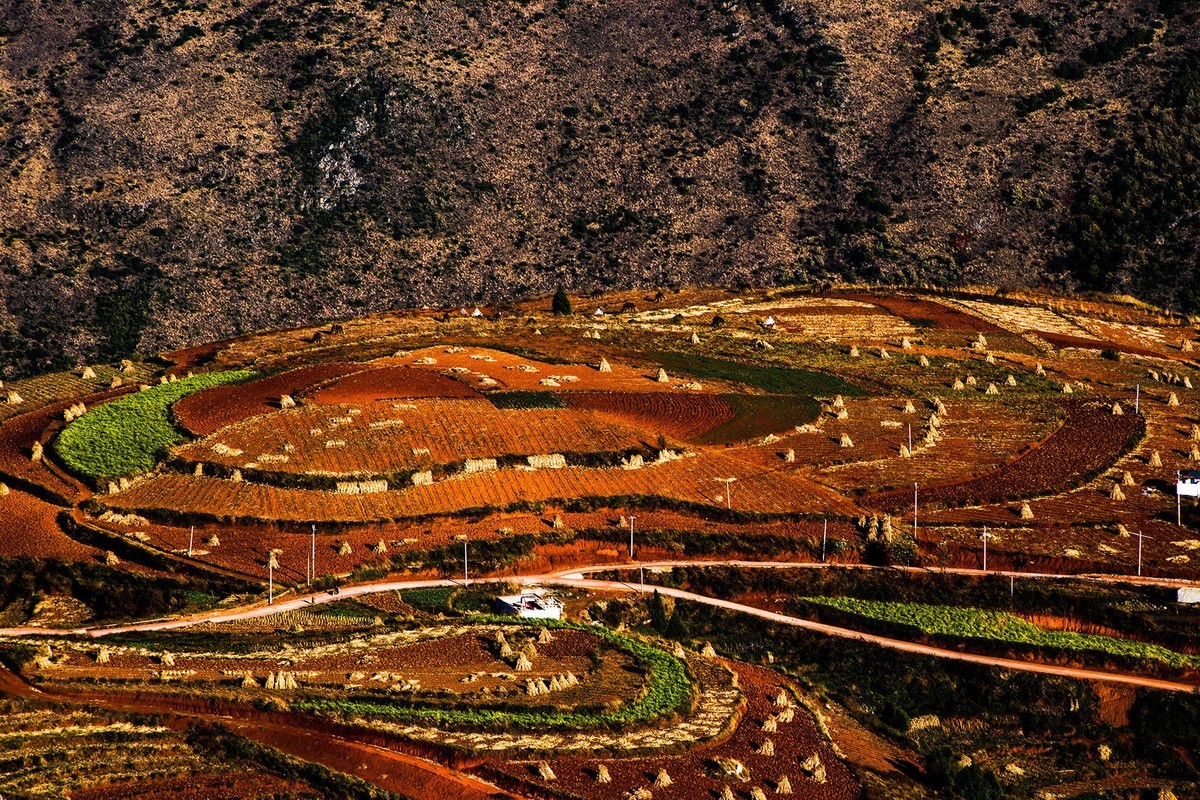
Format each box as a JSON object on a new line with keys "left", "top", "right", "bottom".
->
{"left": 104, "top": 451, "right": 858, "bottom": 522}
{"left": 807, "top": 596, "right": 1200, "bottom": 669}
{"left": 180, "top": 398, "right": 651, "bottom": 477}
{"left": 563, "top": 391, "right": 735, "bottom": 440}
{"left": 304, "top": 365, "right": 481, "bottom": 404}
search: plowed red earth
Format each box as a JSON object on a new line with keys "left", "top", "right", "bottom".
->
{"left": 837, "top": 294, "right": 1002, "bottom": 331}
{"left": 71, "top": 774, "right": 316, "bottom": 800}
{"left": 864, "top": 400, "right": 1143, "bottom": 511}
{"left": 484, "top": 661, "right": 858, "bottom": 800}
{"left": 306, "top": 365, "right": 481, "bottom": 404}
{"left": 174, "top": 363, "right": 363, "bottom": 435}
{"left": 564, "top": 391, "right": 735, "bottom": 441}
{"left": 0, "top": 395, "right": 113, "bottom": 503}
{"left": 1032, "top": 330, "right": 1166, "bottom": 360}
{"left": 0, "top": 488, "right": 97, "bottom": 561}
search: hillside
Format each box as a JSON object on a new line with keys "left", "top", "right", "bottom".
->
{"left": 0, "top": 0, "right": 1197, "bottom": 374}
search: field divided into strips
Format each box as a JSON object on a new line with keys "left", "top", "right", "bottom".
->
{"left": 754, "top": 298, "right": 918, "bottom": 340}
{"left": 179, "top": 399, "right": 654, "bottom": 477}
{"left": 304, "top": 365, "right": 481, "bottom": 403}
{"left": 0, "top": 396, "right": 105, "bottom": 502}
{"left": 944, "top": 298, "right": 1094, "bottom": 337}
{"left": 563, "top": 391, "right": 735, "bottom": 441}
{"left": 806, "top": 597, "right": 1200, "bottom": 669}
{"left": 0, "top": 363, "right": 159, "bottom": 424}
{"left": 394, "top": 346, "right": 699, "bottom": 393}
{"left": 833, "top": 294, "right": 1002, "bottom": 332}
{"left": 103, "top": 452, "right": 859, "bottom": 523}
{"left": 0, "top": 488, "right": 99, "bottom": 561}
{"left": 173, "top": 362, "right": 364, "bottom": 435}
{"left": 816, "top": 400, "right": 1062, "bottom": 494}
{"left": 864, "top": 401, "right": 1143, "bottom": 511}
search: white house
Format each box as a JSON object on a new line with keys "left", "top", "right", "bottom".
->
{"left": 495, "top": 590, "right": 564, "bottom": 620}
{"left": 1178, "top": 587, "right": 1200, "bottom": 605}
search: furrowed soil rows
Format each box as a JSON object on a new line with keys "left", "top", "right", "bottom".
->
{"left": 864, "top": 401, "right": 1143, "bottom": 511}
{"left": 1031, "top": 330, "right": 1166, "bottom": 360}
{"left": 563, "top": 391, "right": 735, "bottom": 441}
{"left": 835, "top": 294, "right": 1002, "bottom": 332}
{"left": 0, "top": 397, "right": 100, "bottom": 502}
{"left": 305, "top": 365, "right": 481, "bottom": 404}
{"left": 0, "top": 487, "right": 98, "bottom": 561}
{"left": 180, "top": 399, "right": 653, "bottom": 477}
{"left": 103, "top": 452, "right": 859, "bottom": 523}
{"left": 173, "top": 363, "right": 363, "bottom": 435}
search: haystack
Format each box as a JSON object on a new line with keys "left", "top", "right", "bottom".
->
{"left": 849, "top": 346, "right": 860, "bottom": 357}
{"left": 515, "top": 654, "right": 533, "bottom": 671}
{"left": 1191, "top": 424, "right": 1200, "bottom": 441}
{"left": 160, "top": 652, "right": 175, "bottom": 667}
{"left": 935, "top": 398, "right": 948, "bottom": 415}
{"left": 1062, "top": 383, "right": 1074, "bottom": 394}
{"left": 30, "top": 441, "right": 42, "bottom": 462}
{"left": 784, "top": 448, "right": 795, "bottom": 462}
{"left": 985, "top": 353, "right": 996, "bottom": 365}
{"left": 536, "top": 762, "right": 556, "bottom": 781}
{"left": 904, "top": 400, "right": 916, "bottom": 414}
{"left": 552, "top": 514, "right": 565, "bottom": 530}
{"left": 1186, "top": 377, "right": 1194, "bottom": 390}
{"left": 1191, "top": 445, "right": 1200, "bottom": 462}
{"left": 96, "top": 647, "right": 110, "bottom": 664}
{"left": 596, "top": 765, "right": 611, "bottom": 783}
{"left": 975, "top": 333, "right": 988, "bottom": 349}
{"left": 777, "top": 776, "right": 793, "bottom": 795}
{"left": 900, "top": 444, "right": 911, "bottom": 458}
{"left": 105, "top": 550, "right": 120, "bottom": 566}
{"left": 109, "top": 376, "right": 123, "bottom": 389}
{"left": 1122, "top": 471, "right": 1135, "bottom": 486}
{"left": 924, "top": 430, "right": 938, "bottom": 447}
{"left": 538, "top": 627, "right": 554, "bottom": 644}
{"left": 1183, "top": 339, "right": 1195, "bottom": 353}
{"left": 952, "top": 378, "right": 965, "bottom": 391}
{"left": 6, "top": 391, "right": 23, "bottom": 405}
{"left": 762, "top": 715, "right": 778, "bottom": 732}
{"left": 1020, "top": 501, "right": 1034, "bottom": 520}
{"left": 1110, "top": 483, "right": 1125, "bottom": 501}
{"left": 206, "top": 535, "right": 220, "bottom": 547}
{"left": 919, "top": 355, "right": 930, "bottom": 367}
{"left": 1036, "top": 362, "right": 1046, "bottom": 376}
{"left": 242, "top": 675, "right": 259, "bottom": 688}
{"left": 231, "top": 469, "right": 243, "bottom": 482}
{"left": 985, "top": 383, "right": 999, "bottom": 395}
{"left": 1005, "top": 374, "right": 1017, "bottom": 387}
{"left": 194, "top": 463, "right": 203, "bottom": 476}
{"left": 690, "top": 331, "right": 701, "bottom": 345}
{"left": 280, "top": 395, "right": 296, "bottom": 409}
{"left": 1112, "top": 402, "right": 1124, "bottom": 416}
{"left": 878, "top": 347, "right": 891, "bottom": 360}
{"left": 1117, "top": 524, "right": 1131, "bottom": 537}
{"left": 839, "top": 433, "right": 854, "bottom": 448}
{"left": 655, "top": 368, "right": 669, "bottom": 383}
{"left": 653, "top": 769, "right": 673, "bottom": 788}
{"left": 777, "top": 707, "right": 795, "bottom": 723}
{"left": 372, "top": 540, "right": 388, "bottom": 554}
{"left": 1149, "top": 450, "right": 1163, "bottom": 467}
{"left": 750, "top": 788, "right": 768, "bottom": 800}
{"left": 338, "top": 541, "right": 353, "bottom": 556}
{"left": 775, "top": 689, "right": 793, "bottom": 707}
{"left": 835, "top": 408, "right": 849, "bottom": 421}
{"left": 81, "top": 366, "right": 96, "bottom": 379}
{"left": 1167, "top": 392, "right": 1180, "bottom": 406}
{"left": 901, "top": 337, "right": 913, "bottom": 350}
{"left": 720, "top": 787, "right": 735, "bottom": 800}
{"left": 966, "top": 375, "right": 977, "bottom": 386}
{"left": 598, "top": 357, "right": 612, "bottom": 372}
{"left": 267, "top": 550, "right": 280, "bottom": 570}
{"left": 672, "top": 642, "right": 686, "bottom": 658}
{"left": 701, "top": 641, "right": 717, "bottom": 658}
{"left": 928, "top": 413, "right": 941, "bottom": 428}
{"left": 832, "top": 395, "right": 845, "bottom": 409}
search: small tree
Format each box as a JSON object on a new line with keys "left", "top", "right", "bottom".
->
{"left": 552, "top": 285, "right": 572, "bottom": 315}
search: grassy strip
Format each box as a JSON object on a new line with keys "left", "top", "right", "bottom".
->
{"left": 652, "top": 351, "right": 864, "bottom": 396}
{"left": 697, "top": 393, "right": 822, "bottom": 444}
{"left": 806, "top": 596, "right": 1200, "bottom": 670}
{"left": 54, "top": 371, "right": 256, "bottom": 479}
{"left": 295, "top": 619, "right": 692, "bottom": 732}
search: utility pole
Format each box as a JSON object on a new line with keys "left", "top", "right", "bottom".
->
{"left": 459, "top": 535, "right": 469, "bottom": 587}
{"left": 628, "top": 514, "right": 637, "bottom": 559}
{"left": 981, "top": 525, "right": 990, "bottom": 572}
{"left": 913, "top": 482, "right": 919, "bottom": 537}
{"left": 268, "top": 554, "right": 274, "bottom": 606}
{"left": 1137, "top": 529, "right": 1147, "bottom": 577}
{"left": 821, "top": 518, "right": 828, "bottom": 563}
{"left": 309, "top": 523, "right": 316, "bottom": 587}
{"left": 715, "top": 477, "right": 737, "bottom": 510}
{"left": 1178, "top": 471, "right": 1183, "bottom": 527}
{"left": 1135, "top": 384, "right": 1140, "bottom": 414}
{"left": 908, "top": 423, "right": 912, "bottom": 453}
{"left": 188, "top": 525, "right": 194, "bottom": 558}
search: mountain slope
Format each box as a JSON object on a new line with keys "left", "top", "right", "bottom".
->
{"left": 0, "top": 0, "right": 1196, "bottom": 373}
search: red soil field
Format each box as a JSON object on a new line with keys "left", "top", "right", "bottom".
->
{"left": 1032, "top": 330, "right": 1167, "bottom": 360}
{"left": 864, "top": 401, "right": 1143, "bottom": 511}
{"left": 103, "top": 451, "right": 861, "bottom": 524}
{"left": 181, "top": 398, "right": 652, "bottom": 478}
{"left": 173, "top": 363, "right": 364, "bottom": 436}
{"left": 564, "top": 391, "right": 735, "bottom": 441}
{"left": 305, "top": 365, "right": 481, "bottom": 404}
{"left": 484, "top": 661, "right": 858, "bottom": 800}
{"left": 837, "top": 293, "right": 1003, "bottom": 331}
{"left": 0, "top": 488, "right": 97, "bottom": 561}
{"left": 71, "top": 774, "right": 316, "bottom": 800}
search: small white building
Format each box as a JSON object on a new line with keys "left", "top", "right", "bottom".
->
{"left": 1178, "top": 587, "right": 1200, "bottom": 605}
{"left": 495, "top": 590, "right": 564, "bottom": 620}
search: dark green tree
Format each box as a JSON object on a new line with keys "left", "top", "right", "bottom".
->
{"left": 649, "top": 589, "right": 669, "bottom": 631}
{"left": 551, "top": 285, "right": 572, "bottom": 316}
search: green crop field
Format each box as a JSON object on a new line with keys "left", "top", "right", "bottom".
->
{"left": 54, "top": 371, "right": 256, "bottom": 480}
{"left": 486, "top": 390, "right": 567, "bottom": 410}
{"left": 807, "top": 596, "right": 1200, "bottom": 670}
{"left": 652, "top": 351, "right": 864, "bottom": 396}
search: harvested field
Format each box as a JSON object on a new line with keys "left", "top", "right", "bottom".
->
{"left": 835, "top": 293, "right": 1002, "bottom": 332}
{"left": 0, "top": 395, "right": 100, "bottom": 502}
{"left": 71, "top": 774, "right": 316, "bottom": 800}
{"left": 179, "top": 398, "right": 654, "bottom": 479}
{"left": 563, "top": 391, "right": 736, "bottom": 441}
{"left": 864, "top": 401, "right": 1143, "bottom": 511}
{"left": 103, "top": 452, "right": 860, "bottom": 523}
{"left": 759, "top": 299, "right": 917, "bottom": 340}
{"left": 485, "top": 662, "right": 857, "bottom": 800}
{"left": 1032, "top": 330, "right": 1167, "bottom": 360}
{"left": 173, "top": 363, "right": 363, "bottom": 435}
{"left": 945, "top": 299, "right": 1092, "bottom": 337}
{"left": 305, "top": 365, "right": 481, "bottom": 404}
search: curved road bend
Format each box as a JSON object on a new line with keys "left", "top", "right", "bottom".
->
{"left": 3, "top": 568, "right": 1196, "bottom": 693}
